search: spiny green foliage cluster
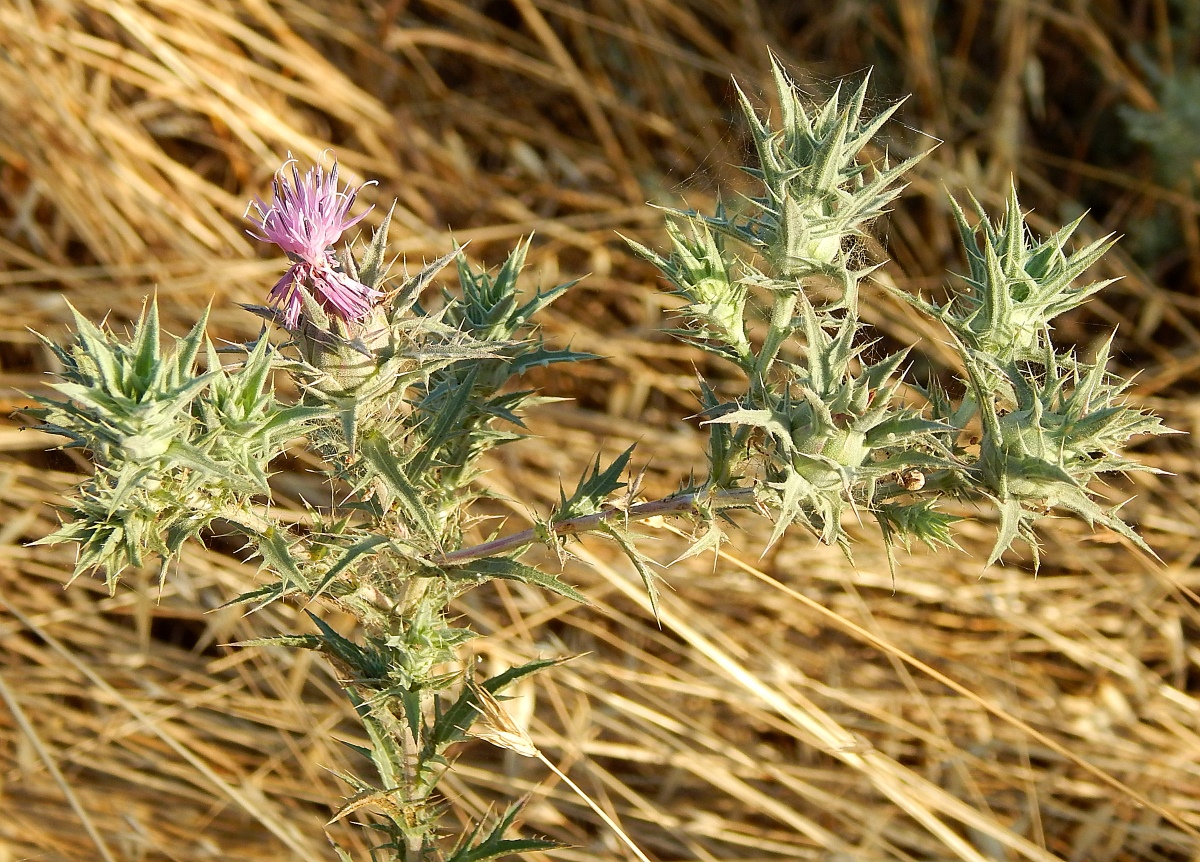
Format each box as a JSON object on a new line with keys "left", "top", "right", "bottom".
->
{"left": 966, "top": 338, "right": 1168, "bottom": 568}
{"left": 630, "top": 59, "right": 949, "bottom": 561}
{"left": 32, "top": 214, "right": 599, "bottom": 857}
{"left": 900, "top": 187, "right": 1118, "bottom": 362}
{"left": 633, "top": 55, "right": 1170, "bottom": 568}
{"left": 28, "top": 303, "right": 320, "bottom": 586}
{"left": 232, "top": 225, "right": 598, "bottom": 855}
{"left": 30, "top": 54, "right": 1173, "bottom": 862}
{"left": 895, "top": 190, "right": 1171, "bottom": 566}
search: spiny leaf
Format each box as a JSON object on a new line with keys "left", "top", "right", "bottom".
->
{"left": 360, "top": 432, "right": 440, "bottom": 544}
{"left": 409, "top": 365, "right": 482, "bottom": 476}
{"left": 252, "top": 527, "right": 313, "bottom": 593}
{"left": 390, "top": 246, "right": 463, "bottom": 315}
{"left": 218, "top": 580, "right": 292, "bottom": 610}
{"left": 988, "top": 497, "right": 1027, "bottom": 568}
{"left": 666, "top": 523, "right": 727, "bottom": 567}
{"left": 130, "top": 297, "right": 162, "bottom": 383}
{"left": 232, "top": 633, "right": 322, "bottom": 650}
{"left": 308, "top": 534, "right": 394, "bottom": 602}
{"left": 357, "top": 202, "right": 395, "bottom": 290}
{"left": 446, "top": 557, "right": 589, "bottom": 605}
{"left": 345, "top": 688, "right": 405, "bottom": 797}
{"left": 599, "top": 522, "right": 661, "bottom": 623}
{"left": 305, "top": 610, "right": 377, "bottom": 674}
{"left": 421, "top": 658, "right": 567, "bottom": 769}
{"left": 508, "top": 345, "right": 597, "bottom": 374}
{"left": 874, "top": 501, "right": 962, "bottom": 553}
{"left": 703, "top": 406, "right": 794, "bottom": 453}
{"left": 445, "top": 801, "right": 565, "bottom": 862}
{"left": 556, "top": 445, "right": 634, "bottom": 520}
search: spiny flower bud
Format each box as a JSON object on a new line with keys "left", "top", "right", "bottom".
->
{"left": 891, "top": 183, "right": 1117, "bottom": 364}
{"left": 291, "top": 288, "right": 399, "bottom": 396}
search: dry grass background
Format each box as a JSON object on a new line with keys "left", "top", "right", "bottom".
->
{"left": 2, "top": 1, "right": 1200, "bottom": 860}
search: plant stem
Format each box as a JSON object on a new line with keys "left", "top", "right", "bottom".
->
{"left": 753, "top": 289, "right": 799, "bottom": 386}
{"left": 433, "top": 486, "right": 758, "bottom": 566}
{"left": 402, "top": 715, "right": 426, "bottom": 862}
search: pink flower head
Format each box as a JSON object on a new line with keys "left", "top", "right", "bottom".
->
{"left": 247, "top": 157, "right": 381, "bottom": 328}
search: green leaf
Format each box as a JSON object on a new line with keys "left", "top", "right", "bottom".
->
{"left": 513, "top": 276, "right": 582, "bottom": 325}
{"left": 874, "top": 501, "right": 961, "bottom": 553}
{"left": 358, "top": 203, "right": 395, "bottom": 290}
{"left": 218, "top": 580, "right": 292, "bottom": 610}
{"left": 421, "top": 658, "right": 566, "bottom": 770}
{"left": 447, "top": 557, "right": 589, "bottom": 605}
{"left": 399, "top": 689, "right": 423, "bottom": 744}
{"left": 391, "top": 247, "right": 463, "bottom": 315}
{"left": 508, "top": 345, "right": 597, "bottom": 375}
{"left": 346, "top": 688, "right": 405, "bottom": 792}
{"left": 768, "top": 468, "right": 815, "bottom": 551}
{"left": 175, "top": 305, "right": 211, "bottom": 378}
{"left": 309, "top": 534, "right": 393, "bottom": 602}
{"left": 988, "top": 497, "right": 1026, "bottom": 568}
{"left": 446, "top": 801, "right": 565, "bottom": 862}
{"left": 864, "top": 416, "right": 948, "bottom": 448}
{"left": 131, "top": 297, "right": 162, "bottom": 383}
{"left": 258, "top": 403, "right": 329, "bottom": 437}
{"left": 232, "top": 633, "right": 322, "bottom": 650}
{"left": 450, "top": 837, "right": 564, "bottom": 862}
{"left": 166, "top": 439, "right": 263, "bottom": 493}
{"left": 409, "top": 366, "right": 481, "bottom": 476}
{"left": 598, "top": 522, "right": 661, "bottom": 623}
{"left": 704, "top": 407, "right": 794, "bottom": 453}
{"left": 305, "top": 610, "right": 376, "bottom": 675}
{"left": 556, "top": 445, "right": 634, "bottom": 520}
{"left": 667, "top": 523, "right": 727, "bottom": 567}
{"left": 482, "top": 657, "right": 568, "bottom": 694}
{"left": 360, "top": 432, "right": 440, "bottom": 543}
{"left": 252, "top": 527, "right": 313, "bottom": 593}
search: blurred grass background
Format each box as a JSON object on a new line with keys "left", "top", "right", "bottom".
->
{"left": 3, "top": 1, "right": 1200, "bottom": 860}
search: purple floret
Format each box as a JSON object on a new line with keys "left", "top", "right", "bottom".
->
{"left": 248, "top": 158, "right": 382, "bottom": 328}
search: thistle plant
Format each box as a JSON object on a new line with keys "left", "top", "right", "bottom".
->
{"left": 29, "top": 56, "right": 1171, "bottom": 860}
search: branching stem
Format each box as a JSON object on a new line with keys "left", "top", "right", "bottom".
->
{"left": 434, "top": 487, "right": 758, "bottom": 566}
{"left": 402, "top": 716, "right": 427, "bottom": 862}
